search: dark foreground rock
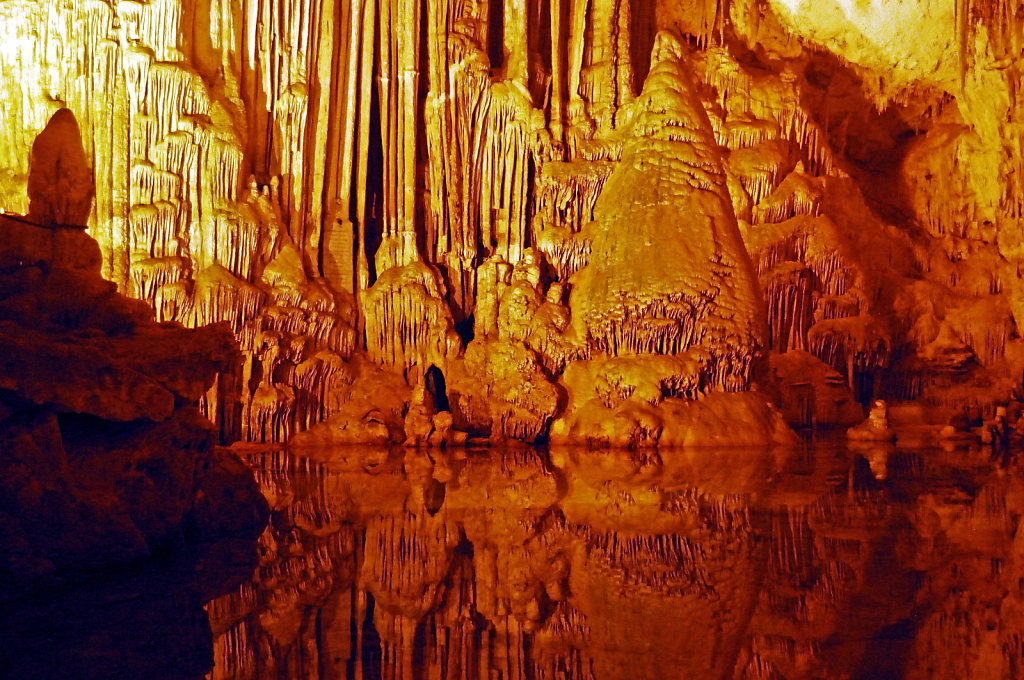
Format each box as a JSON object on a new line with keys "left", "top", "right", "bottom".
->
{"left": 0, "top": 215, "right": 268, "bottom": 599}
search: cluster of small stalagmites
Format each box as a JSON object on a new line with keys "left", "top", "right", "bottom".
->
{"left": 444, "top": 251, "right": 570, "bottom": 442}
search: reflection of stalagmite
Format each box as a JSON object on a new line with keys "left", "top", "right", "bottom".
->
{"left": 361, "top": 511, "right": 459, "bottom": 673}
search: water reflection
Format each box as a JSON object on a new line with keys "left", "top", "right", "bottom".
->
{"left": 206, "top": 442, "right": 1024, "bottom": 680}
{"left": 1, "top": 539, "right": 258, "bottom": 680}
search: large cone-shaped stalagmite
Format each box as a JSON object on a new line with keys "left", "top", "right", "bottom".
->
{"left": 569, "top": 32, "right": 766, "bottom": 390}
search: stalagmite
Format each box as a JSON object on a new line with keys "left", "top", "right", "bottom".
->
{"left": 27, "top": 109, "right": 94, "bottom": 226}
{"left": 567, "top": 31, "right": 766, "bottom": 394}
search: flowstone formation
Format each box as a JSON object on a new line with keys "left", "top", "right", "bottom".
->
{"left": 2, "top": 0, "right": 1024, "bottom": 445}
{"left": 551, "top": 33, "right": 788, "bottom": 447}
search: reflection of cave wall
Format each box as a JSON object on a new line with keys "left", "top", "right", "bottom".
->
{"left": 204, "top": 445, "right": 1024, "bottom": 680}
{"left": 1, "top": 1, "right": 1023, "bottom": 444}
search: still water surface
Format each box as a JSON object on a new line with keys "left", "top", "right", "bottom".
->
{"left": 5, "top": 440, "right": 1024, "bottom": 679}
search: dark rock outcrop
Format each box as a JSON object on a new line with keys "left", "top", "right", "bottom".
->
{"left": 0, "top": 215, "right": 267, "bottom": 598}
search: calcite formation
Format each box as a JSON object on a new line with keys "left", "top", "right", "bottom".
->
{"left": 1, "top": 0, "right": 1024, "bottom": 445}
{"left": 568, "top": 33, "right": 765, "bottom": 378}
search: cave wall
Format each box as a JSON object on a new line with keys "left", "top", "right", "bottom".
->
{"left": 1, "top": 0, "right": 1022, "bottom": 444}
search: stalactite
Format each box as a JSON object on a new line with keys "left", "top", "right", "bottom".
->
{"left": 191, "top": 264, "right": 267, "bottom": 332}
{"left": 761, "top": 262, "right": 813, "bottom": 352}
{"left": 362, "top": 259, "right": 458, "bottom": 372}
{"left": 535, "top": 225, "right": 593, "bottom": 281}
{"left": 422, "top": 0, "right": 492, "bottom": 318}
{"left": 808, "top": 316, "right": 891, "bottom": 385}
{"left": 129, "top": 255, "right": 190, "bottom": 307}
{"left": 750, "top": 168, "right": 823, "bottom": 225}
{"left": 533, "top": 160, "right": 616, "bottom": 237}
{"left": 479, "top": 85, "right": 542, "bottom": 268}
{"left": 692, "top": 48, "right": 834, "bottom": 182}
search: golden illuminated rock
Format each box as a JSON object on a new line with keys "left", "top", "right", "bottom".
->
{"left": 0, "top": 0, "right": 1021, "bottom": 447}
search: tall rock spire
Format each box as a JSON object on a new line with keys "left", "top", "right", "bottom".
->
{"left": 569, "top": 31, "right": 767, "bottom": 392}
